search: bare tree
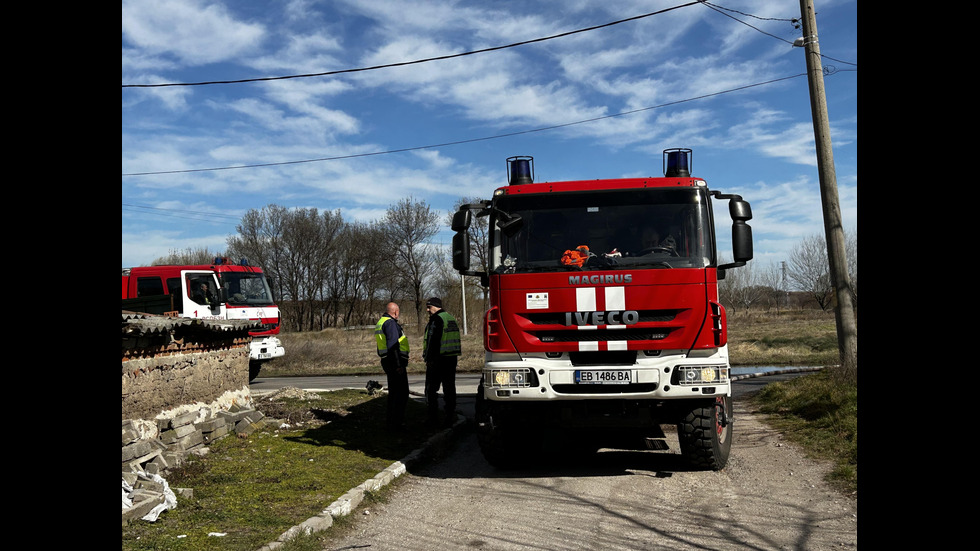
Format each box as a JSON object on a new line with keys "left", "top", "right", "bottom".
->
{"left": 329, "top": 221, "right": 391, "bottom": 327}
{"left": 383, "top": 197, "right": 440, "bottom": 332}
{"left": 430, "top": 253, "right": 463, "bottom": 313}
{"left": 845, "top": 227, "right": 857, "bottom": 308}
{"left": 718, "top": 258, "right": 768, "bottom": 313}
{"left": 756, "top": 261, "right": 786, "bottom": 312}
{"left": 151, "top": 246, "right": 224, "bottom": 266}
{"left": 448, "top": 196, "right": 490, "bottom": 312}
{"left": 786, "top": 234, "right": 834, "bottom": 311}
{"left": 227, "top": 204, "right": 289, "bottom": 305}
{"left": 227, "top": 205, "right": 343, "bottom": 331}
{"left": 284, "top": 208, "right": 344, "bottom": 331}
{"left": 428, "top": 247, "right": 485, "bottom": 334}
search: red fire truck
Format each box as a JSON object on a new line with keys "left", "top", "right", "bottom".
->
{"left": 121, "top": 257, "right": 285, "bottom": 381}
{"left": 451, "top": 149, "right": 753, "bottom": 470}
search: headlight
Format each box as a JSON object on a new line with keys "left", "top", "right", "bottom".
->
{"left": 676, "top": 366, "right": 728, "bottom": 385}
{"left": 487, "top": 368, "right": 532, "bottom": 388}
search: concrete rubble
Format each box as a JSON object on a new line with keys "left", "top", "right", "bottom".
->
{"left": 122, "top": 384, "right": 467, "bottom": 550}
{"left": 122, "top": 391, "right": 276, "bottom": 526}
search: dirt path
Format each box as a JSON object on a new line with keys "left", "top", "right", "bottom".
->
{"left": 320, "top": 399, "right": 857, "bottom": 550}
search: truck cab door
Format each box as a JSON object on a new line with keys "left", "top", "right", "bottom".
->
{"left": 180, "top": 270, "right": 226, "bottom": 319}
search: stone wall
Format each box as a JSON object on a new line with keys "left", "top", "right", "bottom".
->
{"left": 122, "top": 314, "right": 274, "bottom": 525}
{"left": 122, "top": 314, "right": 256, "bottom": 420}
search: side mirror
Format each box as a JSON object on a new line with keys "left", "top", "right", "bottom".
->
{"left": 452, "top": 232, "right": 471, "bottom": 271}
{"left": 451, "top": 209, "right": 471, "bottom": 231}
{"left": 729, "top": 199, "right": 753, "bottom": 263}
{"left": 729, "top": 199, "right": 752, "bottom": 222}
{"left": 731, "top": 221, "right": 753, "bottom": 263}
{"left": 716, "top": 195, "right": 753, "bottom": 271}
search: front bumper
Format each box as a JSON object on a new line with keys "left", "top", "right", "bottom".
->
{"left": 482, "top": 350, "right": 730, "bottom": 401}
{"left": 250, "top": 336, "right": 285, "bottom": 361}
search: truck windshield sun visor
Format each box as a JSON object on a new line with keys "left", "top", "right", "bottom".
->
{"left": 495, "top": 209, "right": 523, "bottom": 237}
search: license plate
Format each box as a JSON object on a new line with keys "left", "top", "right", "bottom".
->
{"left": 258, "top": 352, "right": 272, "bottom": 359}
{"left": 575, "top": 370, "right": 632, "bottom": 384}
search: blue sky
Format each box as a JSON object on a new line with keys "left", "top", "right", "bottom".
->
{"left": 122, "top": 0, "right": 857, "bottom": 272}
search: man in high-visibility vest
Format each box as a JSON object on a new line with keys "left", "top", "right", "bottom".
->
{"left": 376, "top": 302, "right": 410, "bottom": 431}
{"left": 422, "top": 297, "right": 461, "bottom": 428}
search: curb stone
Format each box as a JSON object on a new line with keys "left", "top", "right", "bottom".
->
{"left": 257, "top": 413, "right": 469, "bottom": 551}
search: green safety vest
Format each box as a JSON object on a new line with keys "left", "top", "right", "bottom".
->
{"left": 375, "top": 316, "right": 410, "bottom": 359}
{"left": 424, "top": 311, "right": 461, "bottom": 357}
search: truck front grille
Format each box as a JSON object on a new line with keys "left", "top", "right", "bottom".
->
{"left": 552, "top": 383, "right": 659, "bottom": 394}
{"left": 523, "top": 309, "right": 680, "bottom": 325}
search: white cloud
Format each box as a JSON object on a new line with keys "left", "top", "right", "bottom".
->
{"left": 121, "top": 0, "right": 266, "bottom": 65}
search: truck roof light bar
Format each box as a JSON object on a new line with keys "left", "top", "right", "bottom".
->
{"left": 507, "top": 156, "right": 534, "bottom": 185}
{"left": 663, "top": 148, "right": 692, "bottom": 177}
{"left": 211, "top": 256, "right": 250, "bottom": 266}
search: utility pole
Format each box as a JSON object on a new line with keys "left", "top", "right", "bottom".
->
{"left": 781, "top": 260, "right": 789, "bottom": 309}
{"left": 460, "top": 274, "right": 468, "bottom": 335}
{"left": 797, "top": 0, "right": 857, "bottom": 375}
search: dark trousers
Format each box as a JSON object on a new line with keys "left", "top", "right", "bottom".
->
{"left": 425, "top": 356, "right": 457, "bottom": 419}
{"left": 382, "top": 359, "right": 409, "bottom": 429}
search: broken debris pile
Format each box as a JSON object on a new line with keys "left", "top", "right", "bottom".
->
{"left": 121, "top": 392, "right": 278, "bottom": 526}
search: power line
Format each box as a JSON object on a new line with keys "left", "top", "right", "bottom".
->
{"left": 122, "top": 72, "right": 814, "bottom": 177}
{"left": 121, "top": 2, "right": 855, "bottom": 178}
{"left": 700, "top": 1, "right": 797, "bottom": 45}
{"left": 700, "top": 2, "right": 857, "bottom": 67}
{"left": 122, "top": 202, "right": 241, "bottom": 222}
{"left": 122, "top": 2, "right": 703, "bottom": 89}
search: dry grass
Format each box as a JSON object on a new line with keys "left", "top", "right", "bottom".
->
{"left": 751, "top": 366, "right": 858, "bottom": 494}
{"left": 726, "top": 309, "right": 840, "bottom": 366}
{"left": 262, "top": 309, "right": 841, "bottom": 377}
{"left": 262, "top": 328, "right": 486, "bottom": 377}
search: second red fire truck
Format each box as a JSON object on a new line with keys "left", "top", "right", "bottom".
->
{"left": 121, "top": 257, "right": 285, "bottom": 381}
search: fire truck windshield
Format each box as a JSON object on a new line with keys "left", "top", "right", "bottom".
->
{"left": 491, "top": 187, "right": 715, "bottom": 273}
{"left": 222, "top": 272, "right": 276, "bottom": 306}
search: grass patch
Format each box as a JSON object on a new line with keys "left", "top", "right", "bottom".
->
{"left": 749, "top": 366, "right": 857, "bottom": 495}
{"left": 121, "top": 389, "right": 442, "bottom": 551}
{"left": 726, "top": 310, "right": 840, "bottom": 366}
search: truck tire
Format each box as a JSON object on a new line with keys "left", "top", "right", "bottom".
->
{"left": 475, "top": 385, "right": 522, "bottom": 469}
{"left": 677, "top": 395, "right": 732, "bottom": 470}
{"left": 248, "top": 360, "right": 262, "bottom": 382}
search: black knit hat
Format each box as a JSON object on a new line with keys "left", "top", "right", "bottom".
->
{"left": 425, "top": 297, "right": 443, "bottom": 308}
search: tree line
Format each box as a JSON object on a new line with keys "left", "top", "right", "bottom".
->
{"left": 719, "top": 229, "right": 857, "bottom": 314}
{"left": 152, "top": 202, "right": 854, "bottom": 331}
{"left": 152, "top": 198, "right": 487, "bottom": 334}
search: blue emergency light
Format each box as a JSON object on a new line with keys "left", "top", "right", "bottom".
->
{"left": 664, "top": 148, "right": 692, "bottom": 178}
{"left": 507, "top": 156, "right": 534, "bottom": 185}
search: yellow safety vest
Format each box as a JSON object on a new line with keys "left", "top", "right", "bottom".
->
{"left": 424, "top": 311, "right": 461, "bottom": 357}
{"left": 375, "top": 316, "right": 410, "bottom": 359}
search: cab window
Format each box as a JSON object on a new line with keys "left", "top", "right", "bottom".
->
{"left": 136, "top": 277, "right": 164, "bottom": 297}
